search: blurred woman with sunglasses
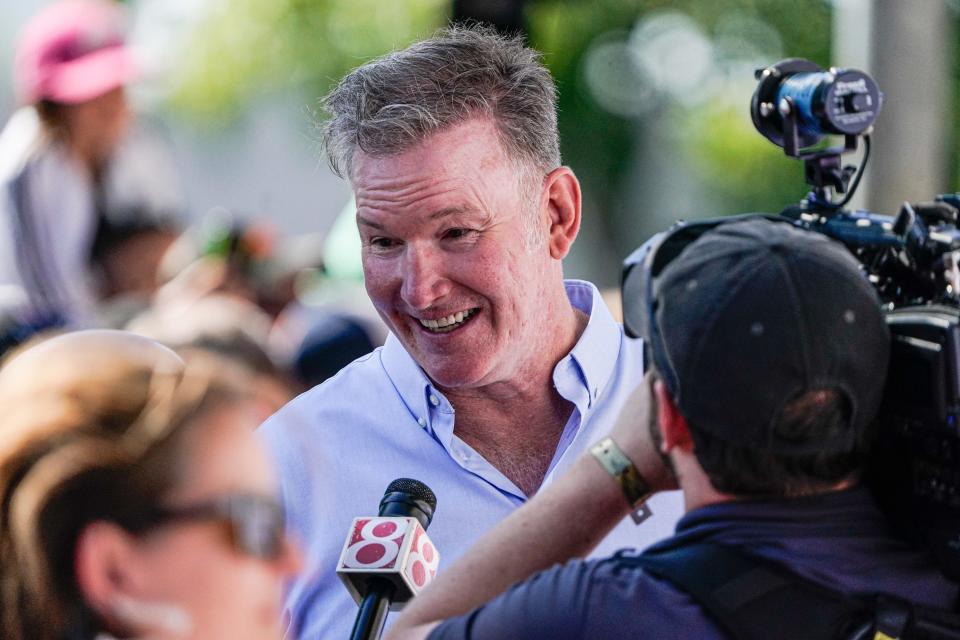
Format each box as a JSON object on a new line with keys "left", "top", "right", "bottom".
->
{"left": 0, "top": 330, "right": 301, "bottom": 640}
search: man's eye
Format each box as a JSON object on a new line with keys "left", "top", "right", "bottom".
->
{"left": 369, "top": 237, "right": 398, "bottom": 249}
{"left": 444, "top": 228, "right": 476, "bottom": 240}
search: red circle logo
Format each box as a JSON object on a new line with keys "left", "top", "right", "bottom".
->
{"left": 422, "top": 542, "right": 435, "bottom": 563}
{"left": 372, "top": 521, "right": 398, "bottom": 537}
{"left": 412, "top": 561, "right": 426, "bottom": 587}
{"left": 356, "top": 543, "right": 387, "bottom": 565}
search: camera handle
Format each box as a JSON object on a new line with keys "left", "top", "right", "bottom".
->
{"left": 778, "top": 95, "right": 868, "bottom": 213}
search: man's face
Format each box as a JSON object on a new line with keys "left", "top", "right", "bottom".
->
{"left": 352, "top": 118, "right": 555, "bottom": 390}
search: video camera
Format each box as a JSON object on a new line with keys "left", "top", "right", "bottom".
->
{"left": 631, "top": 57, "right": 960, "bottom": 580}
{"left": 749, "top": 58, "right": 960, "bottom": 581}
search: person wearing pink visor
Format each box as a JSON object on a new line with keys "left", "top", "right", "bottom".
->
{"left": 0, "top": 0, "right": 138, "bottom": 327}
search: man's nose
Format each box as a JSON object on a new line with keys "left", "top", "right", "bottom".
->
{"left": 401, "top": 244, "right": 450, "bottom": 310}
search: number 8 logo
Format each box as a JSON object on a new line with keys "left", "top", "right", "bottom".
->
{"left": 344, "top": 518, "right": 409, "bottom": 568}
{"left": 407, "top": 529, "right": 440, "bottom": 588}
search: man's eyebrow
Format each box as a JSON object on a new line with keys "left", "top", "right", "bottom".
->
{"left": 429, "top": 206, "right": 475, "bottom": 220}
{"left": 356, "top": 215, "right": 383, "bottom": 230}
{"left": 358, "top": 207, "right": 480, "bottom": 230}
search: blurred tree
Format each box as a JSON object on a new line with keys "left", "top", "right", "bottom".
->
{"left": 166, "top": 0, "right": 833, "bottom": 269}
{"left": 452, "top": 0, "right": 527, "bottom": 33}
{"left": 526, "top": 0, "right": 831, "bottom": 252}
{"left": 679, "top": 101, "right": 809, "bottom": 214}
{"left": 166, "top": 0, "right": 447, "bottom": 122}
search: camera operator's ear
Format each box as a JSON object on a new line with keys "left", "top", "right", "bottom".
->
{"left": 654, "top": 381, "right": 693, "bottom": 454}
{"left": 542, "top": 167, "right": 581, "bottom": 260}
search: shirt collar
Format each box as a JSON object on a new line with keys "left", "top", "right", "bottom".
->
{"left": 558, "top": 279, "right": 622, "bottom": 412}
{"left": 659, "top": 485, "right": 883, "bottom": 547}
{"left": 380, "top": 279, "right": 623, "bottom": 429}
{"left": 381, "top": 332, "right": 435, "bottom": 430}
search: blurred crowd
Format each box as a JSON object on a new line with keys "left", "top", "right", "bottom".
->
{"left": 0, "top": 1, "right": 385, "bottom": 637}
{"left": 0, "top": 0, "right": 385, "bottom": 405}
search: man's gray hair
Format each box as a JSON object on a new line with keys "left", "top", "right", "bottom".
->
{"left": 321, "top": 25, "right": 561, "bottom": 180}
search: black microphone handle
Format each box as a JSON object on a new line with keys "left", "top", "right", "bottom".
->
{"left": 378, "top": 495, "right": 434, "bottom": 530}
{"left": 349, "top": 578, "right": 396, "bottom": 640}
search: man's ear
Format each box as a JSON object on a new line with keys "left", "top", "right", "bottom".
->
{"left": 654, "top": 380, "right": 693, "bottom": 454}
{"left": 541, "top": 167, "right": 581, "bottom": 260}
{"left": 74, "top": 521, "right": 140, "bottom": 617}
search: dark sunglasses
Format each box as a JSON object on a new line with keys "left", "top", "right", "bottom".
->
{"left": 144, "top": 493, "right": 287, "bottom": 561}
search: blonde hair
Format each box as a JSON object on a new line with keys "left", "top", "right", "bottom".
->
{"left": 0, "top": 331, "right": 249, "bottom": 640}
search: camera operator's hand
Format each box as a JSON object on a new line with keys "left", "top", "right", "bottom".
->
{"left": 608, "top": 372, "right": 679, "bottom": 495}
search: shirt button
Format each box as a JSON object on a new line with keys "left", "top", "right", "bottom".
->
{"left": 417, "top": 417, "right": 427, "bottom": 427}
{"left": 429, "top": 395, "right": 440, "bottom": 407}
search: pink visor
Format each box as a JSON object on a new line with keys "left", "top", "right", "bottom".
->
{"left": 14, "top": 0, "right": 137, "bottom": 105}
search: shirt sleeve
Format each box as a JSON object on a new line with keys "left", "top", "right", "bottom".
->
{"left": 427, "top": 560, "right": 600, "bottom": 640}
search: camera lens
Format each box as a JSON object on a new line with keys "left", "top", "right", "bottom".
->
{"left": 777, "top": 69, "right": 881, "bottom": 138}
{"left": 751, "top": 59, "right": 883, "bottom": 152}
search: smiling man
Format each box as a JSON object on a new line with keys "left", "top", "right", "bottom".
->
{"left": 258, "top": 26, "right": 682, "bottom": 639}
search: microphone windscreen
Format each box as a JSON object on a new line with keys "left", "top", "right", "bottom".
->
{"left": 385, "top": 478, "right": 437, "bottom": 511}
{"left": 379, "top": 478, "right": 437, "bottom": 529}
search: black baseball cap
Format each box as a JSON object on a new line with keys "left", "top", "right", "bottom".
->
{"left": 622, "top": 216, "right": 890, "bottom": 454}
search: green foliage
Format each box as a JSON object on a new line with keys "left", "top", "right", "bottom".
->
{"left": 677, "top": 101, "right": 809, "bottom": 214}
{"left": 521, "top": 0, "right": 832, "bottom": 245}
{"left": 165, "top": 0, "right": 833, "bottom": 247}
{"left": 166, "top": 0, "right": 447, "bottom": 123}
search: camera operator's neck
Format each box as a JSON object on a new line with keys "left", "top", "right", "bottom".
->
{"left": 670, "top": 451, "right": 737, "bottom": 513}
{"left": 674, "top": 449, "right": 861, "bottom": 513}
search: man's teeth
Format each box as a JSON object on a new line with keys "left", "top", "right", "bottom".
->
{"left": 419, "top": 309, "right": 476, "bottom": 332}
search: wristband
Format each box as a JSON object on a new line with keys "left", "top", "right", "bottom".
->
{"left": 590, "top": 437, "right": 653, "bottom": 525}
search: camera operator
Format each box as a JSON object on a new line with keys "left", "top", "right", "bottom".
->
{"left": 386, "top": 217, "right": 959, "bottom": 640}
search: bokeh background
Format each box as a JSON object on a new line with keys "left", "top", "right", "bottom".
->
{"left": 1, "top": 0, "right": 956, "bottom": 287}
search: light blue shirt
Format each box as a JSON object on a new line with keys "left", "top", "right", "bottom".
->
{"left": 259, "top": 280, "right": 684, "bottom": 639}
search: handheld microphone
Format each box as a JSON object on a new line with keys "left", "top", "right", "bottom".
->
{"left": 338, "top": 478, "right": 439, "bottom": 640}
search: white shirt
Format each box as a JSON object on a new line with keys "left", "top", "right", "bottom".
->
{"left": 0, "top": 107, "right": 98, "bottom": 324}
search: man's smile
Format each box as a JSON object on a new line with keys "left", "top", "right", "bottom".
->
{"left": 414, "top": 307, "right": 481, "bottom": 333}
